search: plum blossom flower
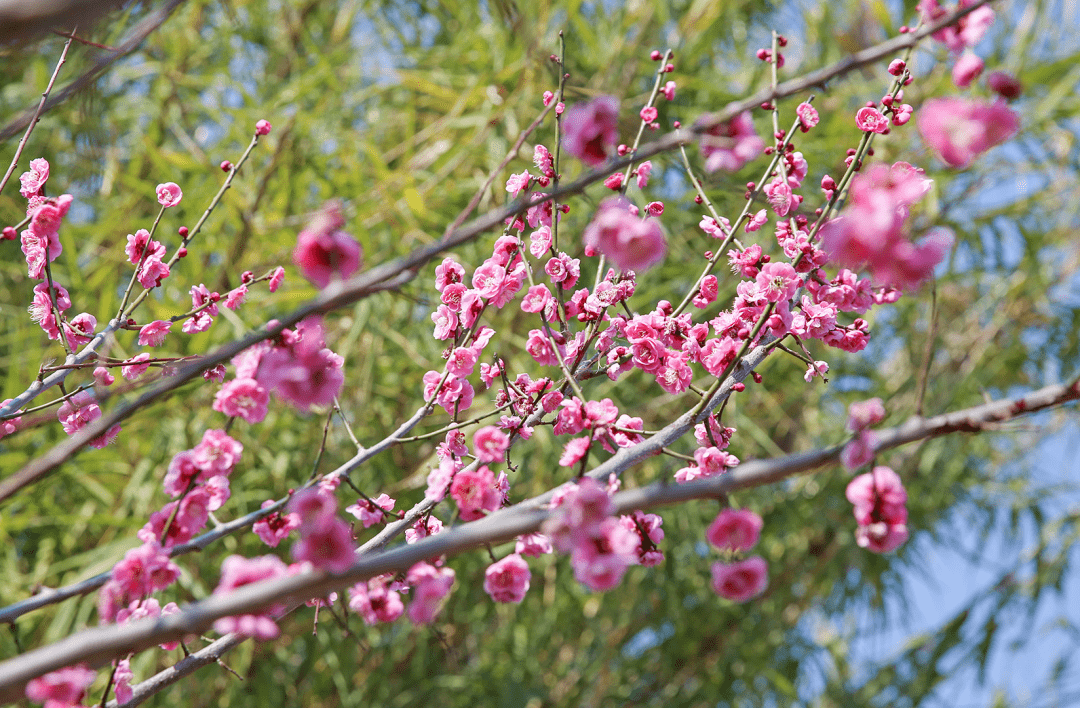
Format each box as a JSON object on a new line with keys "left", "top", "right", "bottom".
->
{"left": 346, "top": 493, "right": 396, "bottom": 528}
{"left": 25, "top": 664, "right": 96, "bottom": 707}
{"left": 138, "top": 320, "right": 172, "bottom": 346}
{"left": 156, "top": 182, "right": 183, "bottom": 207}
{"left": 212, "top": 378, "right": 270, "bottom": 424}
{"left": 917, "top": 96, "right": 1019, "bottom": 169}
{"left": 19, "top": 157, "right": 49, "bottom": 198}
{"left": 698, "top": 111, "right": 764, "bottom": 172}
{"left": 212, "top": 554, "right": 289, "bottom": 639}
{"left": 406, "top": 562, "right": 455, "bottom": 624}
{"left": 255, "top": 119, "right": 272, "bottom": 135}
{"left": 253, "top": 500, "right": 301, "bottom": 547}
{"left": 855, "top": 106, "right": 889, "bottom": 134}
{"left": 57, "top": 391, "right": 121, "bottom": 448}
{"left": 706, "top": 508, "right": 763, "bottom": 552}
{"left": 293, "top": 200, "right": 363, "bottom": 288}
{"left": 484, "top": 554, "right": 532, "bottom": 603}
{"left": 710, "top": 557, "right": 768, "bottom": 602}
{"left": 952, "top": 50, "right": 983, "bottom": 87}
{"left": 562, "top": 95, "right": 620, "bottom": 165}
{"left": 348, "top": 576, "right": 405, "bottom": 625}
{"left": 846, "top": 465, "right": 910, "bottom": 553}
{"left": 583, "top": 198, "right": 666, "bottom": 272}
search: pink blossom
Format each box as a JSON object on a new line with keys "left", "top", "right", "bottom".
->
{"left": 192, "top": 428, "right": 243, "bottom": 476}
{"left": 855, "top": 106, "right": 889, "bottom": 134}
{"left": 19, "top": 157, "right": 49, "bottom": 198}
{"left": 224, "top": 284, "right": 248, "bottom": 309}
{"left": 212, "top": 378, "right": 270, "bottom": 424}
{"left": 137, "top": 253, "right": 171, "bottom": 288}
{"left": 796, "top": 101, "right": 819, "bottom": 132}
{"left": 951, "top": 50, "right": 983, "bottom": 87}
{"left": 405, "top": 515, "right": 445, "bottom": 544}
{"left": 847, "top": 397, "right": 886, "bottom": 431}
{"left": 569, "top": 517, "right": 638, "bottom": 591}
{"left": 542, "top": 476, "right": 613, "bottom": 552}
{"left": 253, "top": 500, "right": 301, "bottom": 547}
{"left": 63, "top": 313, "right": 96, "bottom": 348}
{"left": 755, "top": 262, "right": 800, "bottom": 303}
{"left": 706, "top": 508, "right": 763, "bottom": 552}
{"left": 855, "top": 520, "right": 910, "bottom": 553}
{"left": 710, "top": 556, "right": 768, "bottom": 602}
{"left": 406, "top": 562, "right": 455, "bottom": 624}
{"left": 841, "top": 429, "right": 877, "bottom": 471}
{"left": 698, "top": 111, "right": 764, "bottom": 172}
{"left": 484, "top": 554, "right": 532, "bottom": 603}
{"left": 639, "top": 105, "right": 658, "bottom": 123}
{"left": 516, "top": 533, "right": 553, "bottom": 557}
{"left": 846, "top": 465, "right": 908, "bottom": 527}
{"left": 745, "top": 208, "right": 768, "bottom": 232}
{"left": 473, "top": 425, "right": 509, "bottom": 463}
{"left": 345, "top": 493, "right": 395, "bottom": 528}
{"left": 25, "top": 664, "right": 96, "bottom": 707}
{"left": 635, "top": 160, "right": 652, "bottom": 188}
{"left": 212, "top": 554, "right": 289, "bottom": 639}
{"left": 917, "top": 97, "right": 1019, "bottom": 169}
{"left": 156, "top": 182, "right": 183, "bottom": 207}
{"left": 255, "top": 119, "right": 272, "bottom": 136}
{"left": 583, "top": 198, "right": 666, "bottom": 272}
{"left": 56, "top": 391, "right": 120, "bottom": 448}
{"left": 114, "top": 658, "right": 134, "bottom": 703}
{"left": 661, "top": 80, "right": 676, "bottom": 101}
{"left": 348, "top": 577, "right": 405, "bottom": 625}
{"left": 121, "top": 352, "right": 152, "bottom": 380}
{"left": 110, "top": 542, "right": 180, "bottom": 602}
{"left": 138, "top": 320, "right": 172, "bottom": 346}
{"left": 450, "top": 464, "right": 502, "bottom": 521}
{"left": 293, "top": 201, "right": 363, "bottom": 288}
{"left": 268, "top": 266, "right": 286, "bottom": 292}
{"left": 562, "top": 95, "right": 620, "bottom": 166}
{"left": 257, "top": 321, "right": 345, "bottom": 411}
{"left": 292, "top": 517, "right": 355, "bottom": 572}
{"left": 505, "top": 170, "right": 531, "bottom": 197}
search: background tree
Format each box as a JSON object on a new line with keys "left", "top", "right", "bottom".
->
{"left": 0, "top": 0, "right": 1078, "bottom": 705}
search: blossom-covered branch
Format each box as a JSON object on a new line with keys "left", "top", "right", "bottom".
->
{"left": 0, "top": 376, "right": 1074, "bottom": 701}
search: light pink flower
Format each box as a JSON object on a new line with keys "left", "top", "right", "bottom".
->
{"left": 917, "top": 97, "right": 1020, "bottom": 169}
{"left": 345, "top": 493, "right": 395, "bottom": 528}
{"left": 122, "top": 353, "right": 152, "bottom": 380}
{"left": 268, "top": 266, "right": 286, "bottom": 292}
{"left": 113, "top": 658, "right": 134, "bottom": 703}
{"left": 212, "top": 554, "right": 289, "bottom": 639}
{"left": 796, "top": 102, "right": 819, "bottom": 132}
{"left": 847, "top": 397, "right": 886, "bottom": 431}
{"left": 484, "top": 554, "right": 531, "bottom": 603}
{"left": 710, "top": 556, "right": 768, "bottom": 602}
{"left": 156, "top": 182, "right": 183, "bottom": 207}
{"left": 846, "top": 465, "right": 908, "bottom": 527}
{"left": 515, "top": 533, "right": 553, "bottom": 557}
{"left": 406, "top": 562, "right": 455, "bottom": 624}
{"left": 698, "top": 111, "right": 764, "bottom": 172}
{"left": 951, "top": 51, "right": 983, "bottom": 87}
{"left": 706, "top": 508, "right": 763, "bottom": 552}
{"left": 583, "top": 198, "right": 666, "bottom": 272}
{"left": 63, "top": 312, "right": 96, "bottom": 348}
{"left": 562, "top": 95, "right": 620, "bottom": 165}
{"left": 19, "top": 157, "right": 49, "bottom": 198}
{"left": 450, "top": 465, "right": 502, "bottom": 521}
{"left": 138, "top": 320, "right": 172, "bottom": 347}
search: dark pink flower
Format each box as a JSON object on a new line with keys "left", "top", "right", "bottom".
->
{"left": 406, "top": 562, "right": 455, "bottom": 624}
{"left": 582, "top": 198, "right": 666, "bottom": 272}
{"left": 268, "top": 266, "right": 286, "bottom": 292}
{"left": 917, "top": 97, "right": 1020, "bottom": 169}
{"left": 156, "top": 182, "right": 183, "bottom": 207}
{"left": 292, "top": 517, "right": 355, "bottom": 573}
{"left": 710, "top": 556, "right": 768, "bottom": 602}
{"left": 255, "top": 119, "right": 272, "bottom": 136}
{"left": 212, "top": 378, "right": 270, "bottom": 424}
{"left": 450, "top": 465, "right": 502, "bottom": 521}
{"left": 987, "top": 71, "right": 1022, "bottom": 99}
{"left": 855, "top": 106, "right": 889, "bottom": 134}
{"left": 473, "top": 425, "right": 509, "bottom": 463}
{"left": 563, "top": 96, "right": 620, "bottom": 165}
{"left": 121, "top": 352, "right": 152, "bottom": 380}
{"left": 345, "top": 493, "right": 395, "bottom": 528}
{"left": 293, "top": 201, "right": 362, "bottom": 288}
{"left": 253, "top": 500, "right": 301, "bottom": 547}
{"left": 796, "top": 102, "right": 819, "bottom": 132}
{"left": 484, "top": 554, "right": 531, "bottom": 603}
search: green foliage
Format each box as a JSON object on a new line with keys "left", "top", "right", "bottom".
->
{"left": 1, "top": 0, "right": 1078, "bottom": 705}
